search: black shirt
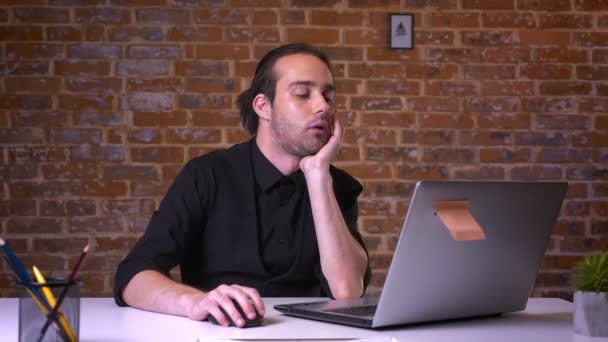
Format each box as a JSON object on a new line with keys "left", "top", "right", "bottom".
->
{"left": 251, "top": 141, "right": 307, "bottom": 275}
{"left": 113, "top": 139, "right": 370, "bottom": 306}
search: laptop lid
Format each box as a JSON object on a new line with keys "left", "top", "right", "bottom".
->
{"left": 275, "top": 180, "right": 568, "bottom": 329}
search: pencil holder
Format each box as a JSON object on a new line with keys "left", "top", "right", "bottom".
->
{"left": 18, "top": 278, "right": 80, "bottom": 342}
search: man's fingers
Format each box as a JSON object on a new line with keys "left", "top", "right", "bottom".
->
{"left": 218, "top": 285, "right": 264, "bottom": 327}
{"left": 207, "top": 304, "right": 230, "bottom": 327}
{"left": 200, "top": 285, "right": 264, "bottom": 327}
{"left": 215, "top": 284, "right": 232, "bottom": 296}
{"left": 227, "top": 288, "right": 256, "bottom": 320}
{"left": 333, "top": 115, "right": 342, "bottom": 141}
{"left": 234, "top": 285, "right": 265, "bottom": 316}
{"left": 216, "top": 292, "right": 246, "bottom": 327}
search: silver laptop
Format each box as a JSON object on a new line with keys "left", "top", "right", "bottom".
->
{"left": 275, "top": 180, "right": 568, "bottom": 328}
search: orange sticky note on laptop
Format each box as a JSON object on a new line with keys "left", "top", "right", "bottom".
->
{"left": 434, "top": 200, "right": 486, "bottom": 241}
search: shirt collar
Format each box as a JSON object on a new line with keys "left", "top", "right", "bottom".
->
{"left": 251, "top": 139, "right": 287, "bottom": 192}
{"left": 250, "top": 139, "right": 306, "bottom": 192}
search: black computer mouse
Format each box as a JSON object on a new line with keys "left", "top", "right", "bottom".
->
{"left": 207, "top": 300, "right": 263, "bottom": 328}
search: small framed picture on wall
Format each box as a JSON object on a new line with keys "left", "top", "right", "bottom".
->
{"left": 390, "top": 13, "right": 414, "bottom": 49}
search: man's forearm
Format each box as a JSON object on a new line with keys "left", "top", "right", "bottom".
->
{"left": 306, "top": 172, "right": 368, "bottom": 299}
{"left": 122, "top": 270, "right": 206, "bottom": 317}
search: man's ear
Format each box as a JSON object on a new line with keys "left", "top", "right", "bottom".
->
{"left": 252, "top": 93, "right": 271, "bottom": 122}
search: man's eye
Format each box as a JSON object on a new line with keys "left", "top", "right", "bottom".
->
{"left": 324, "top": 96, "right": 334, "bottom": 104}
{"left": 296, "top": 93, "right": 310, "bottom": 99}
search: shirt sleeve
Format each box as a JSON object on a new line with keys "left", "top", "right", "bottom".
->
{"left": 113, "top": 160, "right": 209, "bottom": 306}
{"left": 318, "top": 168, "right": 371, "bottom": 299}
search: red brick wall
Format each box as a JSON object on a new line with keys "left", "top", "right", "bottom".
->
{"left": 1, "top": 0, "right": 606, "bottom": 298}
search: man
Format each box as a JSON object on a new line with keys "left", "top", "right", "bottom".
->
{"left": 114, "top": 43, "right": 370, "bottom": 328}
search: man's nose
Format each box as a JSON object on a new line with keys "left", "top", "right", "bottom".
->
{"left": 314, "top": 92, "right": 331, "bottom": 114}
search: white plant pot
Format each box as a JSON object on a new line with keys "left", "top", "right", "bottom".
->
{"left": 573, "top": 291, "right": 608, "bottom": 337}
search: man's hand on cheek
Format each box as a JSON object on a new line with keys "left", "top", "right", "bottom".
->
{"left": 299, "top": 115, "right": 342, "bottom": 177}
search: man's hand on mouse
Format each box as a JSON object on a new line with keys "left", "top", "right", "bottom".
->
{"left": 184, "top": 284, "right": 265, "bottom": 328}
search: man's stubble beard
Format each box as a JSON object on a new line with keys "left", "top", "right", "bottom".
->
{"left": 270, "top": 109, "right": 328, "bottom": 159}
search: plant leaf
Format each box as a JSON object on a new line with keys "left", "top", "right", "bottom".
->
{"left": 575, "top": 252, "right": 608, "bottom": 292}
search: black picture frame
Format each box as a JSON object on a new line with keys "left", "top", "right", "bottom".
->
{"left": 389, "top": 13, "right": 414, "bottom": 49}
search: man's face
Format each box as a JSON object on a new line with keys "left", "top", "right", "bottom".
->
{"left": 268, "top": 53, "right": 335, "bottom": 158}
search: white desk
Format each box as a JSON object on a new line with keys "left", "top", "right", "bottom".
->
{"left": 1, "top": 297, "right": 605, "bottom": 342}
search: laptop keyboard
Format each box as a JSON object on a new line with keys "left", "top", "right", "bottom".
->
{"left": 324, "top": 305, "right": 377, "bottom": 317}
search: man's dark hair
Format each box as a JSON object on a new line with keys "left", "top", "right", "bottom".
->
{"left": 236, "top": 43, "right": 332, "bottom": 135}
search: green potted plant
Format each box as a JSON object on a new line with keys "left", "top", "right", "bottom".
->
{"left": 573, "top": 252, "right": 608, "bottom": 337}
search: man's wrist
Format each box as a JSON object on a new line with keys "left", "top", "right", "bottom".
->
{"left": 303, "top": 168, "right": 332, "bottom": 187}
{"left": 179, "top": 290, "right": 206, "bottom": 316}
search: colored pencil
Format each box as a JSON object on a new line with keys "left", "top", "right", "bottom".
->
{"left": 1, "top": 254, "right": 21, "bottom": 282}
{"left": 0, "top": 254, "right": 48, "bottom": 314}
{"left": 37, "top": 244, "right": 89, "bottom": 342}
{"left": 0, "top": 239, "right": 35, "bottom": 291}
{"left": 33, "top": 266, "right": 76, "bottom": 342}
{"left": 0, "top": 239, "right": 51, "bottom": 309}
{"left": 25, "top": 287, "right": 49, "bottom": 316}
{"left": 24, "top": 285, "right": 71, "bottom": 342}
{"left": 0, "top": 240, "right": 69, "bottom": 341}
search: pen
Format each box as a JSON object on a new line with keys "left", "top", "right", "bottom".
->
{"left": 32, "top": 266, "right": 77, "bottom": 342}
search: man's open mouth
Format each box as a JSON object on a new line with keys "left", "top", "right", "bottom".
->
{"left": 309, "top": 121, "right": 328, "bottom": 134}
